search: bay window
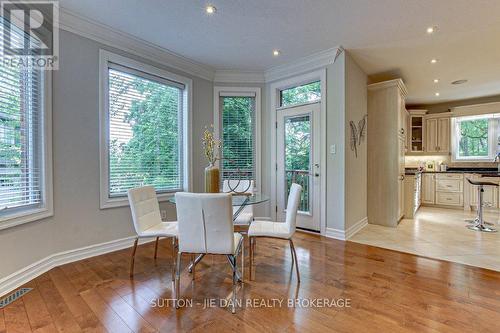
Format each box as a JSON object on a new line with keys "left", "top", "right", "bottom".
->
{"left": 99, "top": 51, "right": 191, "bottom": 208}
{"left": 0, "top": 20, "right": 53, "bottom": 229}
{"left": 214, "top": 87, "right": 261, "bottom": 189}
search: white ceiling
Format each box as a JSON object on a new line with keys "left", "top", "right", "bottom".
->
{"left": 60, "top": 0, "right": 500, "bottom": 104}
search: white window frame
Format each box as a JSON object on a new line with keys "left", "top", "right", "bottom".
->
{"left": 213, "top": 86, "right": 261, "bottom": 192}
{"left": 0, "top": 72, "right": 53, "bottom": 231}
{"left": 451, "top": 114, "right": 499, "bottom": 163}
{"left": 99, "top": 50, "right": 192, "bottom": 209}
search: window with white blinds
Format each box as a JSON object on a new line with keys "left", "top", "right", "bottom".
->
{"left": 106, "top": 64, "right": 185, "bottom": 198}
{"left": 219, "top": 95, "right": 256, "bottom": 181}
{"left": 0, "top": 18, "right": 47, "bottom": 219}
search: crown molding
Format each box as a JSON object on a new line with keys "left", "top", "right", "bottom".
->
{"left": 265, "top": 46, "right": 341, "bottom": 82}
{"left": 368, "top": 78, "right": 408, "bottom": 97}
{"left": 214, "top": 70, "right": 266, "bottom": 84}
{"left": 58, "top": 10, "right": 343, "bottom": 85}
{"left": 59, "top": 8, "right": 215, "bottom": 81}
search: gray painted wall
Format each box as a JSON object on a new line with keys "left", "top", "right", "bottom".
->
{"left": 344, "top": 54, "right": 368, "bottom": 231}
{"left": 0, "top": 30, "right": 214, "bottom": 278}
{"left": 326, "top": 53, "right": 346, "bottom": 231}
{"left": 325, "top": 51, "right": 368, "bottom": 232}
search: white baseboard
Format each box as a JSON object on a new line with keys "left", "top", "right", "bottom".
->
{"left": 346, "top": 217, "right": 368, "bottom": 239}
{"left": 325, "top": 217, "right": 368, "bottom": 241}
{"left": 0, "top": 236, "right": 153, "bottom": 298}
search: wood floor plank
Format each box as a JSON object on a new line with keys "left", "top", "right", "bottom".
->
{"left": 0, "top": 309, "right": 5, "bottom": 333}
{"left": 3, "top": 299, "right": 32, "bottom": 333}
{"left": 2, "top": 233, "right": 500, "bottom": 332}
{"left": 79, "top": 288, "right": 133, "bottom": 333}
{"left": 35, "top": 278, "right": 83, "bottom": 333}
{"left": 21, "top": 287, "right": 56, "bottom": 333}
{"left": 95, "top": 284, "right": 156, "bottom": 333}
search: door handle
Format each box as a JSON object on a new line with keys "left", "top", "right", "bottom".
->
{"left": 314, "top": 173, "right": 320, "bottom": 177}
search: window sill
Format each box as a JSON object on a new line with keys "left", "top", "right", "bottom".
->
{"left": 100, "top": 191, "right": 177, "bottom": 209}
{"left": 0, "top": 207, "right": 53, "bottom": 231}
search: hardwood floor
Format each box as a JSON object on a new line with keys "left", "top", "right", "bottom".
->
{"left": 2, "top": 232, "right": 500, "bottom": 332}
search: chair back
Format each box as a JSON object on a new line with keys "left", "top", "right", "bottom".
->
{"left": 223, "top": 179, "right": 254, "bottom": 194}
{"left": 285, "top": 183, "right": 302, "bottom": 235}
{"left": 223, "top": 179, "right": 254, "bottom": 216}
{"left": 175, "top": 192, "right": 234, "bottom": 254}
{"left": 127, "top": 186, "right": 161, "bottom": 235}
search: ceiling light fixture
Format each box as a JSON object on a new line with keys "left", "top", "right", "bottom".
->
{"left": 205, "top": 5, "right": 216, "bottom": 14}
{"left": 430, "top": 59, "right": 438, "bottom": 64}
{"left": 451, "top": 79, "right": 468, "bottom": 85}
{"left": 273, "top": 49, "right": 280, "bottom": 56}
{"left": 426, "top": 26, "right": 437, "bottom": 34}
{"left": 433, "top": 79, "right": 439, "bottom": 83}
{"left": 435, "top": 92, "right": 440, "bottom": 96}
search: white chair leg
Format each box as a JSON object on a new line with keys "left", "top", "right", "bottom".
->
{"left": 231, "top": 255, "right": 237, "bottom": 314}
{"left": 241, "top": 239, "right": 244, "bottom": 281}
{"left": 175, "top": 251, "right": 182, "bottom": 309}
{"left": 289, "top": 239, "right": 300, "bottom": 283}
{"left": 154, "top": 237, "right": 160, "bottom": 259}
{"left": 129, "top": 237, "right": 139, "bottom": 278}
{"left": 171, "top": 237, "right": 176, "bottom": 281}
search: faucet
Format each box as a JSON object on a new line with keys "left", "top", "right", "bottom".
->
{"left": 495, "top": 152, "right": 500, "bottom": 173}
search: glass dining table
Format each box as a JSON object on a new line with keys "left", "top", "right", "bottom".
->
{"left": 168, "top": 193, "right": 269, "bottom": 221}
{"left": 168, "top": 193, "right": 269, "bottom": 275}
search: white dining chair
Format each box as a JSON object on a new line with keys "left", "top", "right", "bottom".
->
{"left": 222, "top": 179, "right": 254, "bottom": 226}
{"left": 174, "top": 192, "right": 244, "bottom": 313}
{"left": 248, "top": 183, "right": 302, "bottom": 282}
{"left": 127, "top": 186, "right": 178, "bottom": 280}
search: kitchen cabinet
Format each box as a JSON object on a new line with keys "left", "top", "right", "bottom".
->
{"left": 422, "top": 173, "right": 463, "bottom": 207}
{"left": 368, "top": 79, "right": 408, "bottom": 227}
{"left": 404, "top": 173, "right": 421, "bottom": 218}
{"left": 407, "top": 110, "right": 427, "bottom": 153}
{"left": 425, "top": 114, "right": 451, "bottom": 154}
{"left": 437, "top": 117, "right": 450, "bottom": 153}
{"left": 398, "top": 136, "right": 405, "bottom": 220}
{"left": 422, "top": 173, "right": 435, "bottom": 204}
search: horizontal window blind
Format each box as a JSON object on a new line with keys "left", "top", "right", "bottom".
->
{"left": 107, "top": 66, "right": 184, "bottom": 197}
{"left": 219, "top": 96, "right": 255, "bottom": 181}
{"left": 0, "top": 17, "right": 43, "bottom": 213}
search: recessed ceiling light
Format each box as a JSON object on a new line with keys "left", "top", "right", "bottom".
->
{"left": 273, "top": 50, "right": 280, "bottom": 56}
{"left": 433, "top": 79, "right": 439, "bottom": 83}
{"left": 451, "top": 79, "right": 468, "bottom": 85}
{"left": 205, "top": 5, "right": 216, "bottom": 14}
{"left": 435, "top": 92, "right": 440, "bottom": 96}
{"left": 430, "top": 59, "right": 438, "bottom": 64}
{"left": 426, "top": 26, "right": 437, "bottom": 34}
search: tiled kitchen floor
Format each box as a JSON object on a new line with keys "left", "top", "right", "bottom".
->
{"left": 350, "top": 206, "right": 500, "bottom": 271}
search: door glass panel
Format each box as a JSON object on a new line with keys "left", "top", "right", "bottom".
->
{"left": 284, "top": 114, "right": 311, "bottom": 212}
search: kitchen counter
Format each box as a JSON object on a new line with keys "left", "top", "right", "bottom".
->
{"left": 405, "top": 168, "right": 499, "bottom": 175}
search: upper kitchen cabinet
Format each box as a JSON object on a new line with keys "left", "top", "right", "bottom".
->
{"left": 425, "top": 113, "right": 451, "bottom": 154}
{"left": 407, "top": 110, "right": 427, "bottom": 153}
{"left": 368, "top": 79, "right": 408, "bottom": 227}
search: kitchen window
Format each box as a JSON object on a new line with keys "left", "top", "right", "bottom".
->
{"left": 0, "top": 19, "right": 53, "bottom": 229}
{"left": 99, "top": 51, "right": 192, "bottom": 208}
{"left": 452, "top": 114, "right": 499, "bottom": 161}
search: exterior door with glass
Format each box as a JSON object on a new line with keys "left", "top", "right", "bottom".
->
{"left": 276, "top": 103, "right": 320, "bottom": 231}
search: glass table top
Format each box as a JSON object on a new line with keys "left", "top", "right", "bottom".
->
{"left": 168, "top": 193, "right": 269, "bottom": 206}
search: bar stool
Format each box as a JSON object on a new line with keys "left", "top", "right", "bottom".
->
{"left": 466, "top": 178, "right": 498, "bottom": 232}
